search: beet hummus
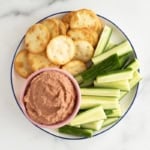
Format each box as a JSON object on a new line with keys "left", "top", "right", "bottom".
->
{"left": 23, "top": 71, "right": 76, "bottom": 125}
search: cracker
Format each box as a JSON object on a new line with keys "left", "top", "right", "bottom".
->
{"left": 25, "top": 23, "right": 50, "bottom": 54}
{"left": 91, "top": 29, "right": 99, "bottom": 47}
{"left": 62, "top": 11, "right": 75, "bottom": 25}
{"left": 27, "top": 52, "right": 59, "bottom": 71}
{"left": 74, "top": 40, "right": 94, "bottom": 62}
{"left": 96, "top": 17, "right": 104, "bottom": 34}
{"left": 62, "top": 60, "right": 86, "bottom": 76}
{"left": 67, "top": 28, "right": 97, "bottom": 47}
{"left": 52, "top": 18, "right": 68, "bottom": 35}
{"left": 14, "top": 50, "right": 32, "bottom": 78}
{"left": 47, "top": 35, "right": 75, "bottom": 65}
{"left": 70, "top": 9, "right": 99, "bottom": 32}
{"left": 41, "top": 19, "right": 59, "bottom": 39}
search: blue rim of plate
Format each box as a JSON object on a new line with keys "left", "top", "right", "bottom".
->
{"left": 10, "top": 11, "right": 139, "bottom": 140}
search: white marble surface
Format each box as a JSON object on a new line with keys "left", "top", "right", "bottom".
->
{"left": 0, "top": 0, "right": 150, "bottom": 149}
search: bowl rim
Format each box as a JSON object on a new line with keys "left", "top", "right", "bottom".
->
{"left": 10, "top": 10, "right": 139, "bottom": 140}
{"left": 19, "top": 67, "right": 81, "bottom": 129}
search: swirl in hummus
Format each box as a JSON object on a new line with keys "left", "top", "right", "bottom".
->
{"left": 23, "top": 71, "right": 76, "bottom": 125}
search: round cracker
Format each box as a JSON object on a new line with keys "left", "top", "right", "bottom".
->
{"left": 46, "top": 35, "right": 75, "bottom": 65}
{"left": 96, "top": 17, "right": 104, "bottom": 34}
{"left": 70, "top": 9, "right": 100, "bottom": 32}
{"left": 25, "top": 23, "right": 50, "bottom": 54}
{"left": 14, "top": 50, "right": 32, "bottom": 78}
{"left": 41, "top": 19, "right": 59, "bottom": 39}
{"left": 52, "top": 18, "right": 68, "bottom": 35}
{"left": 62, "top": 11, "right": 75, "bottom": 25}
{"left": 27, "top": 52, "right": 59, "bottom": 71}
{"left": 74, "top": 40, "right": 94, "bottom": 62}
{"left": 62, "top": 60, "right": 86, "bottom": 76}
{"left": 59, "top": 20, "right": 68, "bottom": 35}
{"left": 67, "top": 28, "right": 97, "bottom": 47}
{"left": 91, "top": 29, "right": 99, "bottom": 47}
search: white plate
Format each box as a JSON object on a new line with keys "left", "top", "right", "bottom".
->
{"left": 10, "top": 11, "right": 139, "bottom": 140}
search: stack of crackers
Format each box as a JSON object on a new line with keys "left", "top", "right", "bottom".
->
{"left": 14, "top": 9, "right": 104, "bottom": 78}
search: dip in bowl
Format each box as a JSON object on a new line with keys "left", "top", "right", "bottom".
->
{"left": 20, "top": 68, "right": 81, "bottom": 128}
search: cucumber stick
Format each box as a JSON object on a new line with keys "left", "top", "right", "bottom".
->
{"left": 105, "top": 107, "right": 122, "bottom": 118}
{"left": 127, "top": 59, "right": 140, "bottom": 71}
{"left": 94, "top": 25, "right": 112, "bottom": 56}
{"left": 75, "top": 54, "right": 120, "bottom": 83}
{"left": 119, "top": 52, "right": 135, "bottom": 69}
{"left": 81, "top": 120, "right": 104, "bottom": 131}
{"left": 94, "top": 80, "right": 130, "bottom": 91}
{"left": 80, "top": 80, "right": 93, "bottom": 88}
{"left": 119, "top": 91, "right": 127, "bottom": 100}
{"left": 81, "top": 88, "right": 120, "bottom": 97}
{"left": 96, "top": 69, "right": 134, "bottom": 83}
{"left": 104, "top": 41, "right": 117, "bottom": 52}
{"left": 80, "top": 96, "right": 119, "bottom": 110}
{"left": 75, "top": 75, "right": 83, "bottom": 84}
{"left": 118, "top": 71, "right": 141, "bottom": 100}
{"left": 102, "top": 118, "right": 119, "bottom": 128}
{"left": 58, "top": 125, "right": 93, "bottom": 137}
{"left": 92, "top": 40, "right": 133, "bottom": 65}
{"left": 70, "top": 106, "right": 106, "bottom": 126}
{"left": 129, "top": 71, "right": 142, "bottom": 88}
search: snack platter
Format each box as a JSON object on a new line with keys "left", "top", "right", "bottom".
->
{"left": 11, "top": 9, "right": 141, "bottom": 139}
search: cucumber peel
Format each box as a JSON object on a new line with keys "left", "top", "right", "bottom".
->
{"left": 105, "top": 107, "right": 122, "bottom": 118}
{"left": 76, "top": 54, "right": 120, "bottom": 84}
{"left": 127, "top": 59, "right": 140, "bottom": 71}
{"left": 58, "top": 125, "right": 93, "bottom": 137}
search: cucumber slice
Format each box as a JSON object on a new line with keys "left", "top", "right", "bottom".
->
{"left": 94, "top": 25, "right": 112, "bottom": 56}
{"left": 92, "top": 40, "right": 133, "bottom": 65}
{"left": 80, "top": 96, "right": 119, "bottom": 110}
{"left": 81, "top": 88, "right": 120, "bottom": 97}
{"left": 102, "top": 117, "right": 119, "bottom": 128}
{"left": 96, "top": 69, "right": 134, "bottom": 83}
{"left": 105, "top": 107, "right": 122, "bottom": 118}
{"left": 127, "top": 59, "right": 140, "bottom": 71}
{"left": 70, "top": 106, "right": 106, "bottom": 126}
{"left": 81, "top": 120, "right": 104, "bottom": 131}
{"left": 94, "top": 80, "right": 130, "bottom": 91}
{"left": 58, "top": 125, "right": 93, "bottom": 137}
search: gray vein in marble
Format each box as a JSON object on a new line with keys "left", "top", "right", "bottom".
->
{"left": 0, "top": 0, "right": 68, "bottom": 18}
{"left": 48, "top": 0, "right": 58, "bottom": 6}
{"left": 0, "top": 10, "right": 30, "bottom": 18}
{"left": 48, "top": 0, "right": 70, "bottom": 5}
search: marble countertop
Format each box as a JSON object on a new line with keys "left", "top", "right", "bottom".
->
{"left": 0, "top": 0, "right": 150, "bottom": 149}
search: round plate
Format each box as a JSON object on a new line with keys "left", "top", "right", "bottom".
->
{"left": 10, "top": 11, "right": 139, "bottom": 140}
